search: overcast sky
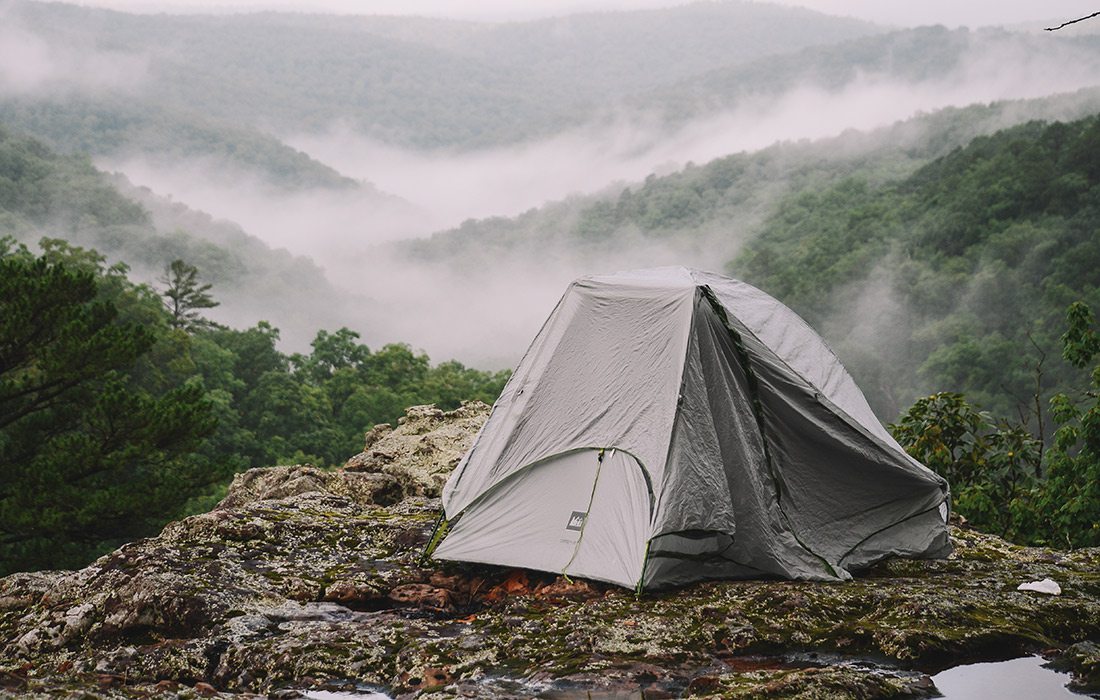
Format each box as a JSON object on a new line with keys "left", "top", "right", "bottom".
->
{"left": 66, "top": 0, "right": 1100, "bottom": 30}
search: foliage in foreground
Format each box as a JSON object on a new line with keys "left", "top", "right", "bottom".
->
{"left": 891, "top": 302, "right": 1100, "bottom": 548}
{"left": 0, "top": 239, "right": 220, "bottom": 573}
{"left": 0, "top": 239, "right": 508, "bottom": 575}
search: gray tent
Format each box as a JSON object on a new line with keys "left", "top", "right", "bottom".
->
{"left": 429, "top": 267, "right": 950, "bottom": 591}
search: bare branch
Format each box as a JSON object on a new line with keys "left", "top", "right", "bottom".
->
{"left": 1045, "top": 11, "right": 1100, "bottom": 31}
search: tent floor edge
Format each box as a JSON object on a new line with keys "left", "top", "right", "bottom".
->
{"left": 635, "top": 539, "right": 652, "bottom": 596}
{"left": 419, "top": 511, "right": 451, "bottom": 567}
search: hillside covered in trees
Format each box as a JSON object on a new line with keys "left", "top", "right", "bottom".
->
{"left": 3, "top": 0, "right": 881, "bottom": 148}
{"left": 736, "top": 115, "right": 1100, "bottom": 421}
{"left": 0, "top": 122, "right": 380, "bottom": 349}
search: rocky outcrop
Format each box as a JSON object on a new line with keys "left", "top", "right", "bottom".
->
{"left": 1, "top": 402, "right": 1099, "bottom": 699}
{"left": 215, "top": 401, "right": 491, "bottom": 513}
{"left": 1050, "top": 641, "right": 1100, "bottom": 695}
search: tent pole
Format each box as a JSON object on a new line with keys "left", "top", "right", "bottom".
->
{"left": 635, "top": 540, "right": 652, "bottom": 596}
{"left": 419, "top": 510, "right": 450, "bottom": 567}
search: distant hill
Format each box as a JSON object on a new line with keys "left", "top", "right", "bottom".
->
{"left": 7, "top": 2, "right": 1100, "bottom": 193}
{"left": 0, "top": 122, "right": 360, "bottom": 349}
{"left": 6, "top": 0, "right": 882, "bottom": 148}
{"left": 405, "top": 88, "right": 1100, "bottom": 265}
{"left": 404, "top": 3, "right": 882, "bottom": 100}
{"left": 632, "top": 25, "right": 1100, "bottom": 125}
{"left": 0, "top": 97, "right": 363, "bottom": 192}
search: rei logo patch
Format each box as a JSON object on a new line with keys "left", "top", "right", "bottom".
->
{"left": 566, "top": 511, "right": 587, "bottom": 531}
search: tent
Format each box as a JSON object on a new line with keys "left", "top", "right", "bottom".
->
{"left": 428, "top": 267, "right": 951, "bottom": 591}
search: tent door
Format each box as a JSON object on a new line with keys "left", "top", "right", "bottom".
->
{"left": 433, "top": 448, "right": 651, "bottom": 588}
{"left": 561, "top": 449, "right": 651, "bottom": 585}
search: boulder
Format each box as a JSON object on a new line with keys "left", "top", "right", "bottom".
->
{"left": 341, "top": 401, "right": 491, "bottom": 498}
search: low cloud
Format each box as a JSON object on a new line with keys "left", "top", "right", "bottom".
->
{"left": 101, "top": 34, "right": 1100, "bottom": 367}
{"left": 287, "top": 37, "right": 1100, "bottom": 234}
{"left": 97, "top": 154, "right": 424, "bottom": 260}
{"left": 0, "top": 7, "right": 149, "bottom": 95}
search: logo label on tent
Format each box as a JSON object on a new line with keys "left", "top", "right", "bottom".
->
{"left": 566, "top": 511, "right": 587, "bottom": 531}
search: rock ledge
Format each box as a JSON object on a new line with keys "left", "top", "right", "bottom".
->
{"left": 2, "top": 402, "right": 1099, "bottom": 699}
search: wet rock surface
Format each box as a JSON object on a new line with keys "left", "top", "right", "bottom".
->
{"left": 1049, "top": 641, "right": 1100, "bottom": 695}
{"left": 2, "top": 402, "right": 1099, "bottom": 698}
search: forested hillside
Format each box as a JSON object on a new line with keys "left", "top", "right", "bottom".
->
{"left": 9, "top": 0, "right": 1100, "bottom": 160}
{"left": 639, "top": 26, "right": 1100, "bottom": 126}
{"left": 408, "top": 88, "right": 1100, "bottom": 267}
{"left": 735, "top": 115, "right": 1100, "bottom": 422}
{"left": 0, "top": 97, "right": 362, "bottom": 191}
{"left": 4, "top": 0, "right": 880, "bottom": 148}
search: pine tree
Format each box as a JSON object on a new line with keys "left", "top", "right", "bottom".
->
{"left": 0, "top": 244, "right": 219, "bottom": 573}
{"left": 160, "top": 259, "right": 220, "bottom": 332}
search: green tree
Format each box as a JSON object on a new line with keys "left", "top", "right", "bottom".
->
{"left": 1036, "top": 302, "right": 1100, "bottom": 547}
{"left": 160, "top": 259, "right": 220, "bottom": 332}
{"left": 0, "top": 242, "right": 219, "bottom": 573}
{"left": 890, "top": 392, "right": 1040, "bottom": 539}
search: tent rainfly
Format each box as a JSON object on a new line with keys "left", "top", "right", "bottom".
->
{"left": 427, "top": 267, "right": 951, "bottom": 591}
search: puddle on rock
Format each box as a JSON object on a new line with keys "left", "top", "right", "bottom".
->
{"left": 932, "top": 655, "right": 1079, "bottom": 699}
{"left": 295, "top": 654, "right": 1084, "bottom": 700}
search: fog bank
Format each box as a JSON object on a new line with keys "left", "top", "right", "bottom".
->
{"left": 0, "top": 17, "right": 148, "bottom": 95}
{"left": 100, "top": 42, "right": 1100, "bottom": 367}
{"left": 288, "top": 44, "right": 1100, "bottom": 232}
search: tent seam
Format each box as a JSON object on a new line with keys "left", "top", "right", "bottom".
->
{"left": 701, "top": 286, "right": 841, "bottom": 580}
{"left": 639, "top": 286, "right": 706, "bottom": 591}
{"left": 561, "top": 448, "right": 605, "bottom": 577}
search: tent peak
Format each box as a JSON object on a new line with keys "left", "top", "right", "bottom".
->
{"left": 579, "top": 266, "right": 723, "bottom": 289}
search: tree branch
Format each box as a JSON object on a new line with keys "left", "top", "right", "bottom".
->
{"left": 1045, "top": 11, "right": 1100, "bottom": 31}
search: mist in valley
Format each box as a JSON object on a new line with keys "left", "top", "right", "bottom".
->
{"left": 6, "top": 0, "right": 1100, "bottom": 382}
{"left": 98, "top": 34, "right": 1100, "bottom": 368}
{"left": 0, "top": 3, "right": 148, "bottom": 94}
{"left": 289, "top": 43, "right": 1100, "bottom": 230}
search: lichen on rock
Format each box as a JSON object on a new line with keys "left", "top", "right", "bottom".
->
{"left": 2, "top": 401, "right": 1099, "bottom": 699}
{"left": 342, "top": 401, "right": 491, "bottom": 498}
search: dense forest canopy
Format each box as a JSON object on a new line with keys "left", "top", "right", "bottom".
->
{"left": 735, "top": 115, "right": 1100, "bottom": 421}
